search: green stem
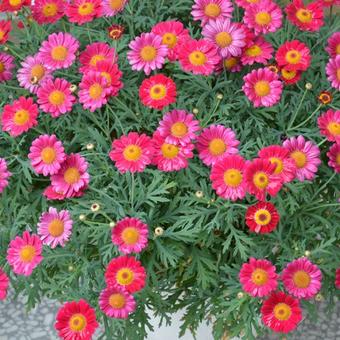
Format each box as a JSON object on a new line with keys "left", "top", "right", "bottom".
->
{"left": 312, "top": 172, "right": 337, "bottom": 200}
{"left": 131, "top": 172, "right": 135, "bottom": 209}
{"left": 317, "top": 138, "right": 328, "bottom": 147}
{"left": 202, "top": 98, "right": 222, "bottom": 127}
{"left": 288, "top": 104, "right": 322, "bottom": 132}
{"left": 287, "top": 89, "right": 308, "bottom": 130}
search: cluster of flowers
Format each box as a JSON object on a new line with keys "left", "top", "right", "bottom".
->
{"left": 326, "top": 32, "right": 340, "bottom": 91}
{"left": 239, "top": 257, "right": 324, "bottom": 333}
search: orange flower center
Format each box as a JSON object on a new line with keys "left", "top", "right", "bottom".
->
{"left": 48, "top": 219, "right": 65, "bottom": 237}
{"left": 149, "top": 84, "right": 167, "bottom": 100}
{"left": 161, "top": 143, "right": 179, "bottom": 159}
{"left": 290, "top": 150, "right": 307, "bottom": 168}
{"left": 336, "top": 152, "right": 340, "bottom": 165}
{"left": 42, "top": 3, "right": 58, "bottom": 17}
{"left": 296, "top": 9, "right": 312, "bottom": 23}
{"left": 245, "top": 45, "right": 262, "bottom": 57}
{"left": 327, "top": 122, "right": 340, "bottom": 136}
{"left": 170, "top": 122, "right": 188, "bottom": 137}
{"left": 336, "top": 44, "right": 340, "bottom": 55}
{"left": 140, "top": 45, "right": 157, "bottom": 61}
{"left": 109, "top": 293, "right": 126, "bottom": 309}
{"left": 110, "top": 0, "right": 124, "bottom": 10}
{"left": 31, "top": 64, "right": 45, "bottom": 81}
{"left": 0, "top": 30, "right": 5, "bottom": 41}
{"left": 208, "top": 138, "right": 226, "bottom": 156}
{"left": 123, "top": 144, "right": 142, "bottom": 161}
{"left": 253, "top": 171, "right": 269, "bottom": 189}
{"left": 337, "top": 68, "right": 340, "bottom": 81}
{"left": 204, "top": 3, "right": 221, "bottom": 18}
{"left": 269, "top": 157, "right": 283, "bottom": 174}
{"left": 224, "top": 57, "right": 238, "bottom": 69}
{"left": 0, "top": 62, "right": 4, "bottom": 73}
{"left": 41, "top": 146, "right": 56, "bottom": 164}
{"left": 116, "top": 268, "right": 134, "bottom": 285}
{"left": 89, "top": 54, "right": 105, "bottom": 67}
{"left": 281, "top": 68, "right": 297, "bottom": 80}
{"left": 254, "top": 209, "right": 272, "bottom": 225}
{"left": 13, "top": 109, "right": 29, "bottom": 126}
{"left": 251, "top": 268, "right": 268, "bottom": 285}
{"left": 223, "top": 168, "right": 242, "bottom": 187}
{"left": 9, "top": 0, "right": 22, "bottom": 6}
{"left": 273, "top": 303, "right": 292, "bottom": 321}
{"left": 293, "top": 270, "right": 311, "bottom": 288}
{"left": 89, "top": 83, "right": 103, "bottom": 99}
{"left": 285, "top": 50, "right": 301, "bottom": 64}
{"left": 19, "top": 245, "right": 36, "bottom": 262}
{"left": 215, "top": 32, "right": 233, "bottom": 48}
{"left": 189, "top": 51, "right": 206, "bottom": 66}
{"left": 254, "top": 81, "right": 270, "bottom": 97}
{"left": 162, "top": 33, "right": 177, "bottom": 48}
{"left": 78, "top": 2, "right": 94, "bottom": 16}
{"left": 64, "top": 167, "right": 80, "bottom": 184}
{"left": 49, "top": 90, "right": 65, "bottom": 105}
{"left": 51, "top": 45, "right": 68, "bottom": 61}
{"left": 69, "top": 314, "right": 87, "bottom": 332}
{"left": 255, "top": 12, "right": 272, "bottom": 25}
{"left": 121, "top": 227, "right": 140, "bottom": 245}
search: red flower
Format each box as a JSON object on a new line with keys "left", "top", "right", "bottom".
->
{"left": 280, "top": 67, "right": 302, "bottom": 85}
{"left": 108, "top": 24, "right": 124, "bottom": 40}
{"left": 336, "top": 268, "right": 340, "bottom": 289}
{"left": 0, "top": 20, "right": 11, "bottom": 44}
{"left": 0, "top": 0, "right": 30, "bottom": 12}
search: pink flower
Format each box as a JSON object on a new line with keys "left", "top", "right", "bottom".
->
{"left": 336, "top": 268, "right": 340, "bottom": 289}
{"left": 51, "top": 153, "right": 90, "bottom": 198}
{"left": 157, "top": 109, "right": 200, "bottom": 145}
{"left": 242, "top": 68, "right": 283, "bottom": 107}
{"left": 112, "top": 217, "right": 149, "bottom": 254}
{"left": 318, "top": 109, "right": 340, "bottom": 143}
{"left": 43, "top": 184, "right": 86, "bottom": 200}
{"left": 17, "top": 54, "right": 53, "bottom": 94}
{"left": 0, "top": 158, "right": 11, "bottom": 193}
{"left": 152, "top": 131, "right": 194, "bottom": 172}
{"left": 283, "top": 135, "right": 321, "bottom": 181}
{"left": 215, "top": 56, "right": 242, "bottom": 73}
{"left": 281, "top": 257, "right": 322, "bottom": 299}
{"left": 127, "top": 32, "right": 168, "bottom": 75}
{"left": 210, "top": 154, "right": 247, "bottom": 200}
{"left": 0, "top": 268, "right": 9, "bottom": 300}
{"left": 0, "top": 52, "right": 14, "bottom": 82}
{"left": 235, "top": 0, "right": 261, "bottom": 9}
{"left": 37, "top": 207, "right": 73, "bottom": 248}
{"left": 241, "top": 36, "right": 273, "bottom": 66}
{"left": 109, "top": 132, "right": 154, "bottom": 173}
{"left": 101, "top": 0, "right": 128, "bottom": 16}
{"left": 326, "top": 56, "right": 340, "bottom": 91}
{"left": 239, "top": 258, "right": 278, "bottom": 297}
{"left": 191, "top": 0, "right": 233, "bottom": 27}
{"left": 327, "top": 143, "right": 340, "bottom": 173}
{"left": 326, "top": 32, "right": 340, "bottom": 59}
{"left": 99, "top": 284, "right": 136, "bottom": 319}
{"left": 66, "top": 0, "right": 101, "bottom": 25}
{"left": 38, "top": 32, "right": 79, "bottom": 70}
{"left": 94, "top": 61, "right": 123, "bottom": 97}
{"left": 6, "top": 231, "right": 43, "bottom": 276}
{"left": 31, "top": 0, "right": 65, "bottom": 24}
{"left": 196, "top": 125, "right": 239, "bottom": 166}
{"left": 178, "top": 38, "right": 221, "bottom": 76}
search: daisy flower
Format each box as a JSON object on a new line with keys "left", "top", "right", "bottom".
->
{"left": 196, "top": 125, "right": 239, "bottom": 166}
{"left": 210, "top": 154, "right": 247, "bottom": 201}
{"left": 37, "top": 78, "right": 75, "bottom": 118}
{"left": 235, "top": 0, "right": 261, "bottom": 9}
{"left": 55, "top": 300, "right": 98, "bottom": 340}
{"left": 31, "top": 0, "right": 65, "bottom": 24}
{"left": 0, "top": 268, "right": 9, "bottom": 300}
{"left": 102, "top": 0, "right": 128, "bottom": 16}
{"left": 152, "top": 21, "right": 190, "bottom": 61}
{"left": 6, "top": 231, "right": 43, "bottom": 276}
{"left": 318, "top": 109, "right": 340, "bottom": 143}
{"left": 105, "top": 256, "right": 146, "bottom": 293}
{"left": 0, "top": 158, "right": 11, "bottom": 193}
{"left": 152, "top": 131, "right": 194, "bottom": 172}
{"left": 17, "top": 54, "right": 53, "bottom": 94}
{"left": 318, "top": 91, "right": 332, "bottom": 105}
{"left": 0, "top": 52, "right": 14, "bottom": 82}
{"left": 28, "top": 134, "right": 66, "bottom": 176}
{"left": 280, "top": 67, "right": 302, "bottom": 85}
{"left": 108, "top": 24, "right": 124, "bottom": 40}
{"left": 0, "top": 20, "right": 11, "bottom": 44}
{"left": 1, "top": 0, "right": 30, "bottom": 12}
{"left": 326, "top": 32, "right": 340, "bottom": 59}
{"left": 202, "top": 18, "right": 246, "bottom": 58}
{"left": 241, "top": 36, "right": 273, "bottom": 66}
{"left": 275, "top": 40, "right": 311, "bottom": 71}
{"left": 327, "top": 143, "right": 340, "bottom": 173}
{"left": 216, "top": 56, "right": 242, "bottom": 73}
{"left": 178, "top": 38, "right": 221, "bottom": 76}
{"left": 261, "top": 291, "right": 302, "bottom": 333}
{"left": 286, "top": 0, "right": 324, "bottom": 32}
{"left": 245, "top": 201, "right": 280, "bottom": 234}
{"left": 99, "top": 285, "right": 135, "bottom": 319}
{"left": 244, "top": 158, "right": 282, "bottom": 201}
{"left": 157, "top": 109, "right": 200, "bottom": 145}
{"left": 336, "top": 268, "right": 340, "bottom": 289}
{"left": 127, "top": 32, "right": 168, "bottom": 75}
{"left": 258, "top": 145, "right": 296, "bottom": 183}
{"left": 243, "top": 0, "right": 283, "bottom": 35}
{"left": 112, "top": 217, "right": 148, "bottom": 254}
{"left": 191, "top": 0, "right": 233, "bottom": 27}
{"left": 66, "top": 0, "right": 102, "bottom": 25}
{"left": 109, "top": 132, "right": 154, "bottom": 173}
{"left": 38, "top": 32, "right": 79, "bottom": 70}
{"left": 326, "top": 56, "right": 340, "bottom": 91}
{"left": 283, "top": 135, "right": 321, "bottom": 181}
{"left": 37, "top": 207, "right": 73, "bottom": 248}
{"left": 139, "top": 74, "right": 176, "bottom": 110}
{"left": 43, "top": 184, "right": 86, "bottom": 200}
{"left": 242, "top": 68, "right": 283, "bottom": 107}
{"left": 94, "top": 61, "right": 123, "bottom": 97}
{"left": 1, "top": 97, "right": 39, "bottom": 137}
{"left": 51, "top": 153, "right": 90, "bottom": 198}
{"left": 239, "top": 258, "right": 278, "bottom": 297}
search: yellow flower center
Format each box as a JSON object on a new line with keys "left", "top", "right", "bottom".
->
{"left": 123, "top": 144, "right": 142, "bottom": 161}
{"left": 149, "top": 84, "right": 167, "bottom": 100}
{"left": 273, "top": 303, "right": 292, "bottom": 321}
{"left": 161, "top": 143, "right": 179, "bottom": 159}
{"left": 255, "top": 12, "right": 272, "bottom": 25}
{"left": 162, "top": 33, "right": 177, "bottom": 48}
{"left": 140, "top": 45, "right": 157, "bottom": 61}
{"left": 78, "top": 2, "right": 94, "bottom": 16}
{"left": 42, "top": 3, "right": 58, "bottom": 17}
{"left": 336, "top": 153, "right": 340, "bottom": 165}
{"left": 215, "top": 32, "right": 233, "bottom": 48}
{"left": 246, "top": 0, "right": 259, "bottom": 3}
{"left": 41, "top": 147, "right": 56, "bottom": 164}
{"left": 296, "top": 9, "right": 312, "bottom": 23}
{"left": 254, "top": 81, "right": 270, "bottom": 97}
{"left": 9, "top": 0, "right": 22, "bottom": 6}
{"left": 189, "top": 51, "right": 207, "bottom": 66}
{"left": 51, "top": 46, "right": 68, "bottom": 61}
{"left": 281, "top": 68, "right": 297, "bottom": 80}
{"left": 13, "top": 109, "right": 29, "bottom": 126}
{"left": 253, "top": 171, "right": 269, "bottom": 189}
{"left": 245, "top": 45, "right": 262, "bottom": 57}
{"left": 48, "top": 219, "right": 65, "bottom": 237}
{"left": 64, "top": 167, "right": 80, "bottom": 184}
{"left": 31, "top": 64, "right": 45, "bottom": 80}
{"left": 116, "top": 268, "right": 134, "bottom": 285}
{"left": 89, "top": 83, "right": 103, "bottom": 100}
{"left": 293, "top": 270, "right": 311, "bottom": 288}
{"left": 89, "top": 54, "right": 105, "bottom": 67}
{"left": 69, "top": 314, "right": 87, "bottom": 332}
{"left": 337, "top": 68, "right": 340, "bottom": 81}
{"left": 269, "top": 157, "right": 283, "bottom": 174}
{"left": 19, "top": 245, "right": 36, "bottom": 262}
{"left": 49, "top": 90, "right": 65, "bottom": 106}
{"left": 204, "top": 3, "right": 221, "bottom": 18}
{"left": 110, "top": 0, "right": 124, "bottom": 10}
{"left": 327, "top": 122, "right": 340, "bottom": 136}
{"left": 224, "top": 57, "right": 238, "bottom": 69}
{"left": 208, "top": 138, "right": 226, "bottom": 156}
{"left": 0, "top": 62, "right": 4, "bottom": 73}
{"left": 171, "top": 122, "right": 188, "bottom": 137}
{"left": 0, "top": 30, "right": 5, "bottom": 41}
{"left": 223, "top": 169, "right": 242, "bottom": 187}
{"left": 254, "top": 209, "right": 272, "bottom": 226}
{"left": 121, "top": 227, "right": 140, "bottom": 245}
{"left": 285, "top": 50, "right": 301, "bottom": 64}
{"left": 290, "top": 150, "right": 307, "bottom": 168}
{"left": 109, "top": 293, "right": 126, "bottom": 309}
{"left": 336, "top": 44, "right": 340, "bottom": 55}
{"left": 251, "top": 268, "right": 269, "bottom": 285}
{"left": 100, "top": 72, "right": 112, "bottom": 85}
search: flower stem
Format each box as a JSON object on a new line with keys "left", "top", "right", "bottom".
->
{"left": 287, "top": 89, "right": 308, "bottom": 131}
{"left": 288, "top": 104, "right": 322, "bottom": 132}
